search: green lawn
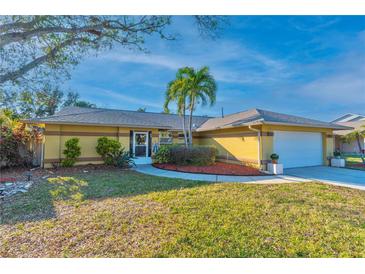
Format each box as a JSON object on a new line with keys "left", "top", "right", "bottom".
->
{"left": 344, "top": 154, "right": 365, "bottom": 171}
{"left": 1, "top": 170, "right": 365, "bottom": 257}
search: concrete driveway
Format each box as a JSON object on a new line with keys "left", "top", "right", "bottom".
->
{"left": 285, "top": 166, "right": 365, "bottom": 190}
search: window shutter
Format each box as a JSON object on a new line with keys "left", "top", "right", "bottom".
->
{"left": 148, "top": 131, "right": 152, "bottom": 157}
{"left": 129, "top": 130, "right": 134, "bottom": 156}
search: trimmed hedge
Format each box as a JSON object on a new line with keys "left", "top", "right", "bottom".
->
{"left": 62, "top": 138, "right": 81, "bottom": 167}
{"left": 96, "top": 137, "right": 121, "bottom": 165}
{"left": 153, "top": 145, "right": 216, "bottom": 166}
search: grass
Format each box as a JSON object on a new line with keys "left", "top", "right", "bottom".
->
{"left": 344, "top": 154, "right": 365, "bottom": 171}
{"left": 1, "top": 170, "right": 365, "bottom": 257}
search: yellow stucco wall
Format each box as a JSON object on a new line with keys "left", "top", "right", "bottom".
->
{"left": 42, "top": 122, "right": 335, "bottom": 169}
{"left": 196, "top": 126, "right": 260, "bottom": 167}
{"left": 43, "top": 124, "right": 159, "bottom": 168}
{"left": 196, "top": 124, "right": 335, "bottom": 169}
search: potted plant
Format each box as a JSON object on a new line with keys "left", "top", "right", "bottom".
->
{"left": 270, "top": 153, "right": 279, "bottom": 164}
{"left": 268, "top": 153, "right": 283, "bottom": 175}
{"left": 333, "top": 150, "right": 341, "bottom": 159}
{"left": 331, "top": 150, "right": 345, "bottom": 167}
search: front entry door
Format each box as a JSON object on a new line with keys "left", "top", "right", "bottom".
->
{"left": 133, "top": 132, "right": 148, "bottom": 157}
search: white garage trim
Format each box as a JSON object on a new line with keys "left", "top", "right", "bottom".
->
{"left": 273, "top": 131, "right": 323, "bottom": 168}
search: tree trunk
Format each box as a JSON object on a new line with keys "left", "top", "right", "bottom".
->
{"left": 188, "top": 96, "right": 195, "bottom": 147}
{"left": 356, "top": 135, "right": 365, "bottom": 164}
{"left": 182, "top": 104, "right": 188, "bottom": 148}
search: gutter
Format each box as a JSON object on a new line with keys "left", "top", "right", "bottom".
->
{"left": 196, "top": 119, "right": 352, "bottom": 132}
{"left": 21, "top": 120, "right": 172, "bottom": 130}
{"left": 259, "top": 121, "right": 352, "bottom": 130}
{"left": 248, "top": 125, "right": 261, "bottom": 169}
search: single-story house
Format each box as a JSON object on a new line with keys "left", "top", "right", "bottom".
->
{"left": 24, "top": 106, "right": 350, "bottom": 170}
{"left": 332, "top": 113, "right": 365, "bottom": 154}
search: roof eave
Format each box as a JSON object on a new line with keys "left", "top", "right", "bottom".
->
{"left": 195, "top": 119, "right": 264, "bottom": 132}
{"left": 22, "top": 120, "right": 172, "bottom": 130}
{"left": 259, "top": 121, "right": 353, "bottom": 130}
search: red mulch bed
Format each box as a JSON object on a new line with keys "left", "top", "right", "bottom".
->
{"left": 153, "top": 162, "right": 265, "bottom": 176}
{"left": 350, "top": 163, "right": 365, "bottom": 168}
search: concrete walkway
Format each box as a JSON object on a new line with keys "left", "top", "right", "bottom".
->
{"left": 134, "top": 165, "right": 309, "bottom": 184}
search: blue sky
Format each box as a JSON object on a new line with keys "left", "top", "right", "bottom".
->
{"left": 65, "top": 16, "right": 365, "bottom": 121}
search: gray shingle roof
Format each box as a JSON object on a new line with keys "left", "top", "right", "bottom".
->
{"left": 332, "top": 113, "right": 365, "bottom": 123}
{"left": 196, "top": 108, "right": 350, "bottom": 131}
{"left": 333, "top": 121, "right": 365, "bottom": 136}
{"left": 26, "top": 107, "right": 351, "bottom": 131}
{"left": 27, "top": 106, "right": 210, "bottom": 130}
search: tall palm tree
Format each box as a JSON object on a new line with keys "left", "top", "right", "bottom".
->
{"left": 163, "top": 72, "right": 189, "bottom": 147}
{"left": 181, "top": 66, "right": 217, "bottom": 146}
{"left": 342, "top": 125, "right": 365, "bottom": 163}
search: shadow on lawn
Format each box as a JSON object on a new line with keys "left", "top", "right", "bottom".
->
{"left": 0, "top": 181, "right": 56, "bottom": 225}
{"left": 0, "top": 170, "right": 214, "bottom": 225}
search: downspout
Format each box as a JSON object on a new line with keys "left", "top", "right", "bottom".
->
{"left": 41, "top": 135, "right": 45, "bottom": 168}
{"left": 59, "top": 125, "right": 62, "bottom": 165}
{"left": 248, "top": 125, "right": 261, "bottom": 169}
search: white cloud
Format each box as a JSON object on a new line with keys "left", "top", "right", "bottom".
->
{"left": 299, "top": 72, "right": 365, "bottom": 105}
{"left": 101, "top": 88, "right": 163, "bottom": 108}
{"left": 76, "top": 85, "right": 163, "bottom": 109}
{"left": 289, "top": 17, "right": 341, "bottom": 32}
{"left": 102, "top": 38, "right": 293, "bottom": 86}
{"left": 103, "top": 52, "right": 181, "bottom": 70}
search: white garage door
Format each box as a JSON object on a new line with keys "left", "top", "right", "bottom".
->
{"left": 273, "top": 131, "right": 323, "bottom": 168}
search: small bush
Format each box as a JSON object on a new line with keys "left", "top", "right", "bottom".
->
{"left": 96, "top": 137, "right": 134, "bottom": 167}
{"left": 270, "top": 153, "right": 279, "bottom": 160}
{"left": 115, "top": 148, "right": 136, "bottom": 168}
{"left": 333, "top": 150, "right": 341, "bottom": 158}
{"left": 155, "top": 145, "right": 216, "bottom": 166}
{"left": 61, "top": 138, "right": 81, "bottom": 167}
{"left": 96, "top": 137, "right": 121, "bottom": 165}
{"left": 0, "top": 124, "right": 33, "bottom": 168}
{"left": 152, "top": 145, "right": 172, "bottom": 163}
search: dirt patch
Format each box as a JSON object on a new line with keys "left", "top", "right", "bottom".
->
{"left": 0, "top": 164, "right": 122, "bottom": 183}
{"left": 153, "top": 162, "right": 264, "bottom": 176}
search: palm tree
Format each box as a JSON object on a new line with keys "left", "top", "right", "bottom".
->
{"left": 342, "top": 125, "right": 365, "bottom": 163}
{"left": 163, "top": 72, "right": 189, "bottom": 147}
{"left": 182, "top": 66, "right": 217, "bottom": 146}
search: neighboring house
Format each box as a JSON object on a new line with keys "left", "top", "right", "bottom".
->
{"left": 332, "top": 114, "right": 365, "bottom": 154}
{"left": 24, "top": 106, "right": 349, "bottom": 170}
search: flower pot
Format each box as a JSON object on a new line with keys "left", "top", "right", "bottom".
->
{"left": 331, "top": 158, "right": 345, "bottom": 168}
{"left": 267, "top": 163, "right": 283, "bottom": 175}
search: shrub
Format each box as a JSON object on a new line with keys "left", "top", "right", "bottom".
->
{"left": 96, "top": 137, "right": 121, "bottom": 165}
{"left": 0, "top": 123, "right": 33, "bottom": 168}
{"left": 166, "top": 145, "right": 216, "bottom": 166}
{"left": 61, "top": 138, "right": 81, "bottom": 167}
{"left": 152, "top": 145, "right": 172, "bottom": 164}
{"left": 270, "top": 153, "right": 279, "bottom": 160}
{"left": 270, "top": 153, "right": 279, "bottom": 164}
{"left": 333, "top": 150, "right": 341, "bottom": 158}
{"left": 115, "top": 148, "right": 136, "bottom": 168}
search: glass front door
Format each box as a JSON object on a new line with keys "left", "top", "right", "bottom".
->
{"left": 133, "top": 132, "right": 148, "bottom": 157}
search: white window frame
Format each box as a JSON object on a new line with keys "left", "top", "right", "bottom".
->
{"left": 133, "top": 131, "right": 149, "bottom": 158}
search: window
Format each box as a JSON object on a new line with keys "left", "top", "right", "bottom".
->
{"left": 159, "top": 131, "right": 173, "bottom": 144}
{"left": 178, "top": 132, "right": 189, "bottom": 139}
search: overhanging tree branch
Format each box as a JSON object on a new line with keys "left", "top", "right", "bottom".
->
{"left": 0, "top": 25, "right": 106, "bottom": 47}
{"left": 0, "top": 38, "right": 84, "bottom": 84}
{"left": 0, "top": 16, "right": 225, "bottom": 89}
